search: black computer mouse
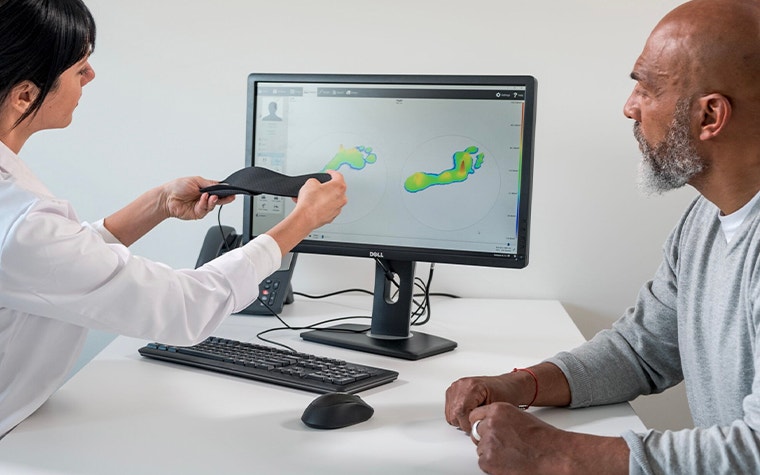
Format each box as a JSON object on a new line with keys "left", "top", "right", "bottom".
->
{"left": 301, "top": 392, "right": 374, "bottom": 429}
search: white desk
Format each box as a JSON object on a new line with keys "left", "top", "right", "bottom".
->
{"left": 0, "top": 297, "right": 645, "bottom": 474}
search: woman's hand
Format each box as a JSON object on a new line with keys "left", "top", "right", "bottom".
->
{"left": 162, "top": 176, "right": 236, "bottom": 220}
{"left": 104, "top": 176, "right": 235, "bottom": 247}
{"left": 265, "top": 170, "right": 348, "bottom": 256}
{"left": 291, "top": 170, "right": 348, "bottom": 229}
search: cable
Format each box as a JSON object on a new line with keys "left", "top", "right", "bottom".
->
{"left": 210, "top": 204, "right": 374, "bottom": 350}
{"left": 254, "top": 296, "right": 371, "bottom": 351}
{"left": 215, "top": 205, "right": 232, "bottom": 253}
{"left": 252, "top": 258, "right": 459, "bottom": 348}
{"left": 425, "top": 292, "right": 461, "bottom": 299}
{"left": 294, "top": 288, "right": 373, "bottom": 299}
{"left": 373, "top": 257, "right": 397, "bottom": 285}
{"left": 411, "top": 263, "right": 435, "bottom": 326}
{"left": 372, "top": 258, "right": 435, "bottom": 322}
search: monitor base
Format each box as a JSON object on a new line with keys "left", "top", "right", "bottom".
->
{"left": 300, "top": 323, "right": 457, "bottom": 360}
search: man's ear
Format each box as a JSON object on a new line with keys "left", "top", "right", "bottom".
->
{"left": 698, "top": 93, "right": 731, "bottom": 141}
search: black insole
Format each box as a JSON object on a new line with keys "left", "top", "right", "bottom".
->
{"left": 200, "top": 166, "right": 331, "bottom": 198}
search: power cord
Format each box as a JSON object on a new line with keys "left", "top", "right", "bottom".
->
{"left": 411, "top": 263, "right": 434, "bottom": 326}
{"left": 256, "top": 261, "right": 461, "bottom": 349}
{"left": 216, "top": 205, "right": 234, "bottom": 253}
{"left": 211, "top": 204, "right": 458, "bottom": 348}
{"left": 294, "top": 288, "right": 373, "bottom": 299}
{"left": 254, "top": 296, "right": 370, "bottom": 352}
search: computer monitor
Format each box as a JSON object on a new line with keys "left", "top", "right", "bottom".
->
{"left": 243, "top": 73, "right": 537, "bottom": 360}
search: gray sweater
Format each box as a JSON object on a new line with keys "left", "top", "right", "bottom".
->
{"left": 548, "top": 195, "right": 760, "bottom": 474}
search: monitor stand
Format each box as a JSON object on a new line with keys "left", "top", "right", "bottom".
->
{"left": 300, "top": 259, "right": 457, "bottom": 360}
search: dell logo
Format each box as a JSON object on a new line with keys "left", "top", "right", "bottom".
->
{"left": 369, "top": 251, "right": 384, "bottom": 258}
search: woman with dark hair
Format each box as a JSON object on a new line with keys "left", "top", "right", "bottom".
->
{"left": 0, "top": 0, "right": 95, "bottom": 128}
{"left": 0, "top": 0, "right": 346, "bottom": 437}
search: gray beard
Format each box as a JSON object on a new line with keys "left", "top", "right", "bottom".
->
{"left": 634, "top": 100, "right": 706, "bottom": 195}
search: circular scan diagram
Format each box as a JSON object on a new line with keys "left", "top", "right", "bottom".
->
{"left": 400, "top": 135, "right": 500, "bottom": 231}
{"left": 297, "top": 133, "right": 386, "bottom": 224}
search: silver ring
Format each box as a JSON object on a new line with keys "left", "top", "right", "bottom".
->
{"left": 471, "top": 419, "right": 482, "bottom": 442}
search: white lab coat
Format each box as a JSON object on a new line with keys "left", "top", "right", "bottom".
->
{"left": 0, "top": 140, "right": 280, "bottom": 437}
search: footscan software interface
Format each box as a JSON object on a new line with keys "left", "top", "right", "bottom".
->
{"left": 248, "top": 75, "right": 534, "bottom": 265}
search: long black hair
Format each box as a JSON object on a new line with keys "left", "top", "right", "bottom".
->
{"left": 0, "top": 0, "right": 96, "bottom": 127}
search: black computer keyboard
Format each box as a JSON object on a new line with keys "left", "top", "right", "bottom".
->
{"left": 138, "top": 336, "right": 399, "bottom": 394}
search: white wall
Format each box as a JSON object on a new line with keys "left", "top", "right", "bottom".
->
{"left": 26, "top": 0, "right": 694, "bottom": 430}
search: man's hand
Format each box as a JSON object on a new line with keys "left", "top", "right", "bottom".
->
{"left": 445, "top": 374, "right": 525, "bottom": 433}
{"left": 470, "top": 403, "right": 568, "bottom": 474}
{"left": 446, "top": 363, "right": 572, "bottom": 434}
{"left": 468, "top": 403, "right": 629, "bottom": 475}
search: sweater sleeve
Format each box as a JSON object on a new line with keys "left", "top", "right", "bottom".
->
{"left": 546, "top": 256, "right": 684, "bottom": 407}
{"left": 618, "top": 212, "right": 760, "bottom": 474}
{"left": 547, "top": 195, "right": 760, "bottom": 473}
{"left": 623, "top": 422, "right": 760, "bottom": 474}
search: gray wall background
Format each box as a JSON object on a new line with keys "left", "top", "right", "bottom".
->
{"left": 36, "top": 0, "right": 695, "bottom": 429}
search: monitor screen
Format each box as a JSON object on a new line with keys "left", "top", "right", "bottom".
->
{"left": 243, "top": 73, "right": 537, "bottom": 359}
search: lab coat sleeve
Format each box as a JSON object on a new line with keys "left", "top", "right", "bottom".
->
{"left": 0, "top": 197, "right": 280, "bottom": 346}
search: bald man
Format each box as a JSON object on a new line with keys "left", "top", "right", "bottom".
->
{"left": 445, "top": 1, "right": 760, "bottom": 473}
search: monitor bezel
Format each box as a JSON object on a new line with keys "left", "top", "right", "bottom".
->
{"left": 242, "top": 72, "right": 537, "bottom": 269}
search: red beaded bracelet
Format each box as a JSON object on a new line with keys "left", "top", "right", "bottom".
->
{"left": 512, "top": 367, "right": 539, "bottom": 409}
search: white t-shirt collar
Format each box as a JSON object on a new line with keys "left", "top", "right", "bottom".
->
{"left": 718, "top": 190, "right": 760, "bottom": 243}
